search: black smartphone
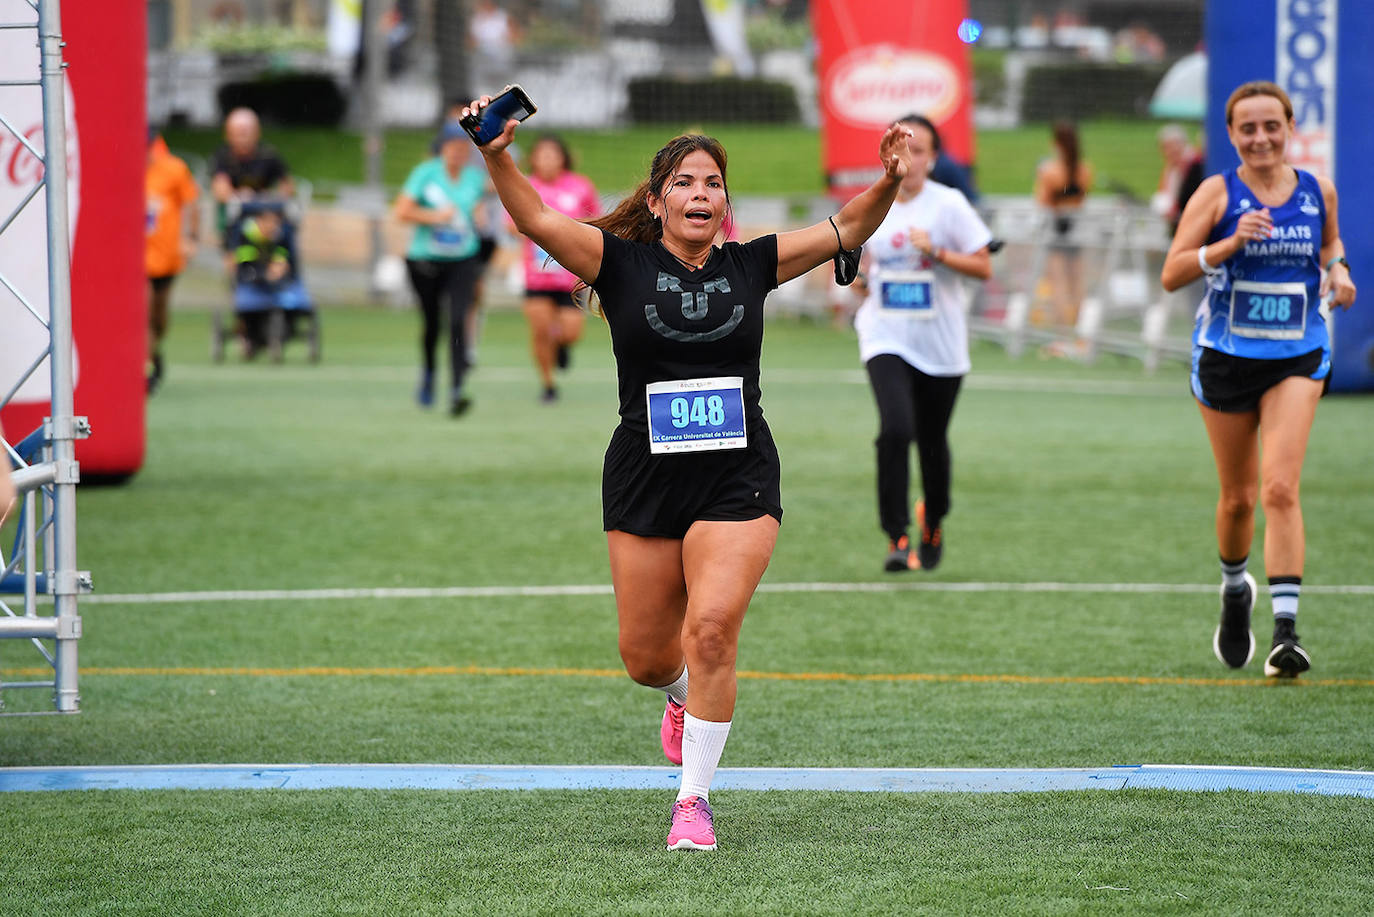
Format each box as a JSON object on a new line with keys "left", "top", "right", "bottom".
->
{"left": 460, "top": 84, "right": 537, "bottom": 146}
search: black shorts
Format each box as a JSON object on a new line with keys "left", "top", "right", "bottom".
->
{"left": 1191, "top": 346, "right": 1328, "bottom": 413}
{"left": 149, "top": 275, "right": 176, "bottom": 293}
{"left": 525, "top": 289, "right": 578, "bottom": 308}
{"left": 477, "top": 236, "right": 497, "bottom": 264}
{"left": 601, "top": 422, "right": 783, "bottom": 538}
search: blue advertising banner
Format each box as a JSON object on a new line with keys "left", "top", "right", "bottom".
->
{"left": 1207, "top": 0, "right": 1374, "bottom": 391}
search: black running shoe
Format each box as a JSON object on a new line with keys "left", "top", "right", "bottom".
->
{"left": 915, "top": 500, "right": 942, "bottom": 571}
{"left": 449, "top": 393, "right": 472, "bottom": 417}
{"left": 884, "top": 535, "right": 916, "bottom": 572}
{"left": 1264, "top": 618, "right": 1311, "bottom": 678}
{"left": 556, "top": 344, "right": 571, "bottom": 370}
{"left": 1212, "top": 572, "right": 1256, "bottom": 668}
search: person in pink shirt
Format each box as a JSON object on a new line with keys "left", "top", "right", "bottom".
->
{"left": 521, "top": 134, "right": 601, "bottom": 402}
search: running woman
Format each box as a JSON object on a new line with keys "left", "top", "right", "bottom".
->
{"left": 854, "top": 114, "right": 992, "bottom": 573}
{"left": 1161, "top": 81, "right": 1356, "bottom": 678}
{"left": 520, "top": 134, "right": 600, "bottom": 402}
{"left": 464, "top": 93, "right": 912, "bottom": 850}
{"left": 393, "top": 121, "right": 489, "bottom": 415}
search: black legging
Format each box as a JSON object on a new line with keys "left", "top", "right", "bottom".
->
{"left": 865, "top": 353, "right": 963, "bottom": 542}
{"left": 406, "top": 256, "right": 481, "bottom": 391}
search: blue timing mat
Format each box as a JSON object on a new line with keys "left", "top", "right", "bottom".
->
{"left": 2, "top": 763, "right": 1372, "bottom": 796}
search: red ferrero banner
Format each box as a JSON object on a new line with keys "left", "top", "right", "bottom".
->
{"left": 812, "top": 0, "right": 974, "bottom": 199}
{"left": 0, "top": 0, "right": 146, "bottom": 476}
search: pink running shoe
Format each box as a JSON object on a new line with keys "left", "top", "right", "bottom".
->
{"left": 660, "top": 697, "right": 685, "bottom": 765}
{"left": 666, "top": 796, "right": 716, "bottom": 850}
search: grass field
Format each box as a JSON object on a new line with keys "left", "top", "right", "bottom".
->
{"left": 162, "top": 119, "right": 1186, "bottom": 201}
{"left": 2, "top": 305, "right": 1372, "bottom": 915}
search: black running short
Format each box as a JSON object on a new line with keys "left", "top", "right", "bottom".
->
{"left": 1191, "top": 346, "right": 1328, "bottom": 413}
{"left": 477, "top": 236, "right": 497, "bottom": 264}
{"left": 601, "top": 422, "right": 783, "bottom": 538}
{"left": 525, "top": 289, "right": 578, "bottom": 308}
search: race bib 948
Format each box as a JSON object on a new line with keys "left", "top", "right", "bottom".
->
{"left": 646, "top": 376, "right": 747, "bottom": 454}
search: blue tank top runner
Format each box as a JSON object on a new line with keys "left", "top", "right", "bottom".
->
{"left": 1195, "top": 168, "right": 1329, "bottom": 361}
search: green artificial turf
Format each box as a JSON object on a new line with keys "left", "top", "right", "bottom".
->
{"left": 2, "top": 306, "right": 1371, "bottom": 914}
{"left": 2, "top": 790, "right": 1370, "bottom": 916}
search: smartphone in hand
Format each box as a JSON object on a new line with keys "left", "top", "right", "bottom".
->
{"left": 461, "top": 85, "right": 537, "bottom": 146}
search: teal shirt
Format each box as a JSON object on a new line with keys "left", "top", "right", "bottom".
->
{"left": 401, "top": 159, "right": 487, "bottom": 261}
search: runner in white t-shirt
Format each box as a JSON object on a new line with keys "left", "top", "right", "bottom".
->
{"left": 853, "top": 114, "right": 993, "bottom": 572}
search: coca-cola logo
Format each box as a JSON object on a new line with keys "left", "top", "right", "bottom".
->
{"left": 5, "top": 123, "right": 45, "bottom": 185}
{"left": 826, "top": 45, "right": 961, "bottom": 129}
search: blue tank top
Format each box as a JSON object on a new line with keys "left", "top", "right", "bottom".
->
{"left": 1194, "top": 168, "right": 1328, "bottom": 360}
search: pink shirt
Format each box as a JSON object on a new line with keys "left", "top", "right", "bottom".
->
{"left": 524, "top": 171, "right": 600, "bottom": 292}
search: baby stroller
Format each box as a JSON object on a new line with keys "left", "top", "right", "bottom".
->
{"left": 211, "top": 198, "right": 321, "bottom": 363}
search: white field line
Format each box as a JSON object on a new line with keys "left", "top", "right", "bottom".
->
{"left": 71, "top": 580, "right": 1374, "bottom": 606}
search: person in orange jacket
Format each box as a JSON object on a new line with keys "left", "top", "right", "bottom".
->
{"left": 145, "top": 129, "right": 201, "bottom": 393}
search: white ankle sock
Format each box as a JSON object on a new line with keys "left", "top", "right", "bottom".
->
{"left": 677, "top": 712, "right": 731, "bottom": 802}
{"left": 654, "top": 667, "right": 689, "bottom": 707}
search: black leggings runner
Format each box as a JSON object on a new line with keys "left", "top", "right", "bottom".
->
{"left": 865, "top": 353, "right": 963, "bottom": 542}
{"left": 406, "top": 256, "right": 481, "bottom": 392}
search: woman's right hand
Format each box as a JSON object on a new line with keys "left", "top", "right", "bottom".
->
{"left": 464, "top": 96, "right": 519, "bottom": 155}
{"left": 1230, "top": 207, "right": 1273, "bottom": 249}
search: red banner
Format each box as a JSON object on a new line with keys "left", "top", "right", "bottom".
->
{"left": 812, "top": 0, "right": 973, "bottom": 199}
{"left": 0, "top": 0, "right": 146, "bottom": 476}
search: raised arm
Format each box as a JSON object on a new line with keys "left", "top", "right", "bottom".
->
{"left": 465, "top": 97, "right": 603, "bottom": 284}
{"left": 773, "top": 122, "right": 913, "bottom": 286}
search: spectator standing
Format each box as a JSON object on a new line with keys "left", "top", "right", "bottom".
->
{"left": 144, "top": 130, "right": 200, "bottom": 393}
{"left": 1153, "top": 123, "right": 1206, "bottom": 235}
{"left": 210, "top": 107, "right": 293, "bottom": 248}
{"left": 468, "top": 0, "right": 520, "bottom": 92}
{"left": 1033, "top": 120, "right": 1093, "bottom": 336}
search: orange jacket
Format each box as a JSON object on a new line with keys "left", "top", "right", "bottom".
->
{"left": 145, "top": 136, "right": 199, "bottom": 278}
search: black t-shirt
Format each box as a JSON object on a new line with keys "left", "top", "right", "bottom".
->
{"left": 211, "top": 143, "right": 290, "bottom": 193}
{"left": 593, "top": 230, "right": 779, "bottom": 434}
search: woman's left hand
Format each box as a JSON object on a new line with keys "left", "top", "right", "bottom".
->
{"left": 1321, "top": 262, "right": 1357, "bottom": 309}
{"left": 879, "top": 123, "right": 914, "bottom": 180}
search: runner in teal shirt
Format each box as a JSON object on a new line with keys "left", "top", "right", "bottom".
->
{"left": 393, "top": 123, "right": 492, "bottom": 414}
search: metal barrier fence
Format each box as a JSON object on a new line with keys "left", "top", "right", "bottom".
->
{"left": 972, "top": 196, "right": 1201, "bottom": 371}
{"left": 757, "top": 194, "right": 1200, "bottom": 373}
{"left": 1, "top": 0, "right": 85, "bottom": 715}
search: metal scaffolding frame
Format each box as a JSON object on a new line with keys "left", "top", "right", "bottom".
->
{"left": 1, "top": 0, "right": 86, "bottom": 715}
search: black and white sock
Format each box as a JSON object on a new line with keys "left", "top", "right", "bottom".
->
{"left": 1221, "top": 555, "right": 1249, "bottom": 592}
{"left": 1269, "top": 576, "right": 1301, "bottom": 622}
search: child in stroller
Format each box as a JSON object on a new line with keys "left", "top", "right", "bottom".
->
{"left": 216, "top": 199, "right": 320, "bottom": 362}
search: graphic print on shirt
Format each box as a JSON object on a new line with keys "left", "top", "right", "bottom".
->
{"left": 645, "top": 272, "right": 745, "bottom": 343}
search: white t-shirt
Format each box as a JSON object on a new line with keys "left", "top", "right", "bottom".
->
{"left": 854, "top": 181, "right": 992, "bottom": 376}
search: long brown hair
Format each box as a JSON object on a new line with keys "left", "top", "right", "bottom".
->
{"left": 1052, "top": 120, "right": 1081, "bottom": 183}
{"left": 589, "top": 134, "right": 731, "bottom": 244}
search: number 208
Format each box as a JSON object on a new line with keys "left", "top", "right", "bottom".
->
{"left": 1246, "top": 294, "right": 1292, "bottom": 323}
